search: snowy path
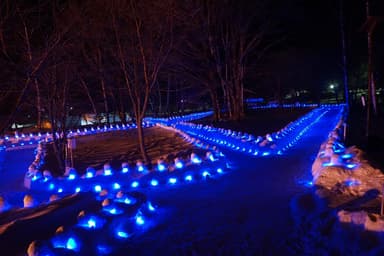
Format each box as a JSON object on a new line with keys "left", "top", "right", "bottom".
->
{"left": 0, "top": 108, "right": 341, "bottom": 254}
{"left": 118, "top": 108, "right": 341, "bottom": 254}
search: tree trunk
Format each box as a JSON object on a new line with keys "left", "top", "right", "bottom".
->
{"left": 339, "top": 0, "right": 349, "bottom": 107}
{"left": 136, "top": 115, "right": 149, "bottom": 164}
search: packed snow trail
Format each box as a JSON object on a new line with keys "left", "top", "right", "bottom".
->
{"left": 117, "top": 108, "right": 342, "bottom": 254}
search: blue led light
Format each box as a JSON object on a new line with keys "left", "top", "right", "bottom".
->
{"left": 148, "top": 201, "right": 156, "bottom": 212}
{"left": 121, "top": 167, "right": 129, "bottom": 173}
{"left": 94, "top": 185, "right": 102, "bottom": 192}
{"left": 87, "top": 218, "right": 96, "bottom": 228}
{"left": 346, "top": 163, "right": 357, "bottom": 169}
{"left": 68, "top": 174, "right": 76, "bottom": 180}
{"left": 136, "top": 214, "right": 145, "bottom": 225}
{"left": 104, "top": 169, "right": 112, "bottom": 176}
{"left": 175, "top": 161, "right": 183, "bottom": 169}
{"left": 57, "top": 188, "right": 63, "bottom": 193}
{"left": 66, "top": 237, "right": 78, "bottom": 250}
{"left": 131, "top": 181, "right": 139, "bottom": 188}
{"left": 217, "top": 168, "right": 223, "bottom": 174}
{"left": 185, "top": 175, "right": 193, "bottom": 181}
{"left": 157, "top": 163, "right": 166, "bottom": 172}
{"left": 75, "top": 187, "right": 81, "bottom": 193}
{"left": 150, "top": 179, "right": 159, "bottom": 186}
{"left": 86, "top": 172, "right": 94, "bottom": 178}
{"left": 202, "top": 171, "right": 210, "bottom": 178}
{"left": 138, "top": 165, "right": 144, "bottom": 172}
{"left": 117, "top": 231, "right": 129, "bottom": 238}
{"left": 48, "top": 183, "right": 55, "bottom": 190}
{"left": 168, "top": 177, "right": 177, "bottom": 184}
{"left": 113, "top": 183, "right": 121, "bottom": 190}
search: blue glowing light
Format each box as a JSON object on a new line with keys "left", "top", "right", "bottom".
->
{"left": 113, "top": 183, "right": 121, "bottom": 190}
{"left": 217, "top": 168, "right": 223, "bottom": 174}
{"left": 138, "top": 165, "right": 144, "bottom": 172}
{"left": 124, "top": 198, "right": 132, "bottom": 204}
{"left": 157, "top": 164, "right": 166, "bottom": 172}
{"left": 185, "top": 175, "right": 193, "bottom": 181}
{"left": 57, "top": 188, "right": 63, "bottom": 193}
{"left": 66, "top": 237, "right": 78, "bottom": 250}
{"left": 32, "top": 175, "right": 38, "bottom": 181}
{"left": 117, "top": 231, "right": 129, "bottom": 238}
{"left": 104, "top": 169, "right": 112, "bottom": 176}
{"left": 191, "top": 156, "right": 202, "bottom": 164}
{"left": 175, "top": 161, "right": 183, "bottom": 169}
{"left": 94, "top": 185, "right": 102, "bottom": 192}
{"left": 68, "top": 174, "right": 76, "bottom": 180}
{"left": 131, "top": 181, "right": 139, "bottom": 188}
{"left": 148, "top": 202, "right": 156, "bottom": 212}
{"left": 48, "top": 183, "right": 55, "bottom": 190}
{"left": 150, "top": 179, "right": 159, "bottom": 186}
{"left": 87, "top": 218, "right": 96, "bottom": 228}
{"left": 122, "top": 167, "right": 129, "bottom": 173}
{"left": 136, "top": 214, "right": 145, "bottom": 225}
{"left": 97, "top": 245, "right": 112, "bottom": 255}
{"left": 345, "top": 179, "right": 360, "bottom": 186}
{"left": 262, "top": 152, "right": 270, "bottom": 156}
{"left": 341, "top": 153, "right": 353, "bottom": 159}
{"left": 168, "top": 177, "right": 177, "bottom": 184}
{"left": 75, "top": 187, "right": 81, "bottom": 193}
{"left": 86, "top": 172, "right": 94, "bottom": 178}
{"left": 202, "top": 171, "right": 210, "bottom": 178}
{"left": 346, "top": 163, "right": 357, "bottom": 169}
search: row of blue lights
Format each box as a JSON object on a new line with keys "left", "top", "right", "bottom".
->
{"left": 165, "top": 105, "right": 344, "bottom": 156}
{"left": 48, "top": 190, "right": 158, "bottom": 254}
{"left": 144, "top": 111, "right": 213, "bottom": 126}
{"left": 0, "top": 122, "right": 153, "bottom": 151}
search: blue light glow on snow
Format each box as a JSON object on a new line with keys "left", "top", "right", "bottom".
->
{"left": 113, "top": 183, "right": 121, "bottom": 190}
{"left": 66, "top": 237, "right": 78, "bottom": 250}
{"left": 185, "top": 175, "right": 193, "bottom": 181}
{"left": 94, "top": 185, "right": 102, "bottom": 192}
{"left": 168, "top": 177, "right": 177, "bottom": 184}
{"left": 148, "top": 202, "right": 156, "bottom": 212}
{"left": 136, "top": 214, "right": 145, "bottom": 225}
{"left": 116, "top": 231, "right": 129, "bottom": 238}
{"left": 150, "top": 179, "right": 159, "bottom": 186}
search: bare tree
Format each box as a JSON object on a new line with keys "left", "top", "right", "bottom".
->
{"left": 109, "top": 0, "right": 174, "bottom": 163}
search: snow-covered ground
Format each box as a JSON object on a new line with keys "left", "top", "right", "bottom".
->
{"left": 0, "top": 106, "right": 354, "bottom": 255}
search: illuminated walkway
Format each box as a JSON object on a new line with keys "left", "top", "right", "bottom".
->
{"left": 0, "top": 107, "right": 342, "bottom": 254}
{"left": 116, "top": 107, "right": 342, "bottom": 254}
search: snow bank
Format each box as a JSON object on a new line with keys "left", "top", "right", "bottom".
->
{"left": 312, "top": 117, "right": 384, "bottom": 198}
{"left": 311, "top": 106, "right": 384, "bottom": 235}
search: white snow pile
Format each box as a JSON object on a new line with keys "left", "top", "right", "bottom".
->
{"left": 312, "top": 119, "right": 384, "bottom": 197}
{"left": 338, "top": 210, "right": 384, "bottom": 232}
{"left": 311, "top": 115, "right": 384, "bottom": 233}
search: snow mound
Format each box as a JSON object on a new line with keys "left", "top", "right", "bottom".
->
{"left": 338, "top": 210, "right": 384, "bottom": 232}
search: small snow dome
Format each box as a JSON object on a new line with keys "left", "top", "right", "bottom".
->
{"left": 103, "top": 163, "right": 113, "bottom": 176}
{"left": 23, "top": 194, "right": 34, "bottom": 208}
{"left": 116, "top": 191, "right": 124, "bottom": 199}
{"left": 100, "top": 189, "right": 109, "bottom": 197}
{"left": 102, "top": 198, "right": 111, "bottom": 207}
{"left": 49, "top": 194, "right": 58, "bottom": 202}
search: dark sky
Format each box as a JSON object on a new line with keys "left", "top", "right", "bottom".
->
{"left": 256, "top": 0, "right": 382, "bottom": 98}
